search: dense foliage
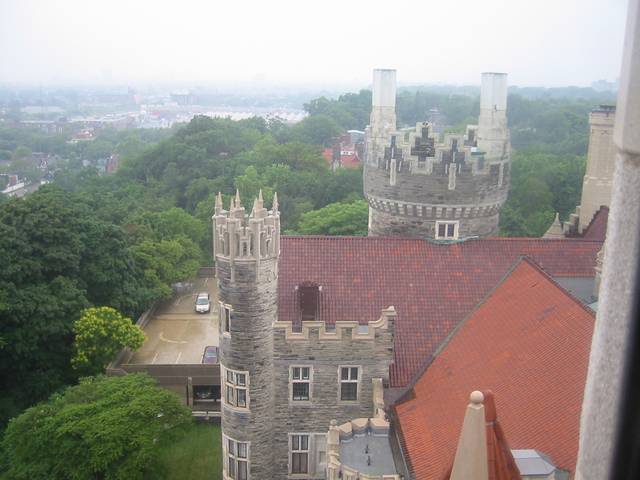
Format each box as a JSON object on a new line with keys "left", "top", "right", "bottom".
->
{"left": 72, "top": 307, "right": 146, "bottom": 376}
{"left": 0, "top": 186, "right": 157, "bottom": 427}
{"left": 499, "top": 150, "right": 586, "bottom": 236}
{"left": 1, "top": 374, "right": 192, "bottom": 480}
{"left": 295, "top": 200, "right": 369, "bottom": 236}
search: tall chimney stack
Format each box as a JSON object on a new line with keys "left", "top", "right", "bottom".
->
{"left": 477, "top": 72, "right": 509, "bottom": 159}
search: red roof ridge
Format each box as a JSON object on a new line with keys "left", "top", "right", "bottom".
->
{"left": 392, "top": 256, "right": 595, "bottom": 409}
{"left": 393, "top": 256, "right": 536, "bottom": 407}
{"left": 394, "top": 258, "right": 596, "bottom": 478}
{"left": 281, "top": 235, "right": 604, "bottom": 244}
{"left": 519, "top": 256, "right": 597, "bottom": 317}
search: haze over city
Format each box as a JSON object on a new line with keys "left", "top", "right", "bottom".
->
{"left": 0, "top": 0, "right": 629, "bottom": 88}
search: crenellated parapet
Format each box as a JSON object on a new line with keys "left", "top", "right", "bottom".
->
{"left": 273, "top": 306, "right": 396, "bottom": 342}
{"left": 212, "top": 190, "right": 280, "bottom": 278}
{"left": 364, "top": 70, "right": 511, "bottom": 240}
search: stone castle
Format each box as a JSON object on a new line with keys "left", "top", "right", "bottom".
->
{"left": 364, "top": 70, "right": 510, "bottom": 240}
{"left": 213, "top": 69, "right": 611, "bottom": 480}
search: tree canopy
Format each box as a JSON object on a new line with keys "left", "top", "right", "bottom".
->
{"left": 72, "top": 307, "right": 146, "bottom": 376}
{"left": 1, "top": 374, "right": 192, "bottom": 480}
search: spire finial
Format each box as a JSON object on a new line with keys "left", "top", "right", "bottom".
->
{"left": 470, "top": 390, "right": 484, "bottom": 405}
{"left": 235, "top": 189, "right": 242, "bottom": 209}
{"left": 230, "top": 196, "right": 235, "bottom": 211}
{"left": 272, "top": 192, "right": 279, "bottom": 213}
{"left": 215, "top": 191, "right": 223, "bottom": 213}
{"left": 251, "top": 197, "right": 258, "bottom": 216}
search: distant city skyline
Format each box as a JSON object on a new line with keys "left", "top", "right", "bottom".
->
{"left": 0, "top": 0, "right": 628, "bottom": 88}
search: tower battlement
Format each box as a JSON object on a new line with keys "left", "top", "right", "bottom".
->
{"left": 364, "top": 70, "right": 511, "bottom": 240}
{"left": 212, "top": 190, "right": 280, "bottom": 264}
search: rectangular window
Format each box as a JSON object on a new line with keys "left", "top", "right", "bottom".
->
{"left": 340, "top": 366, "right": 359, "bottom": 401}
{"left": 221, "top": 304, "right": 232, "bottom": 334}
{"left": 224, "top": 435, "right": 249, "bottom": 480}
{"left": 435, "top": 221, "right": 459, "bottom": 240}
{"left": 290, "top": 434, "right": 309, "bottom": 474}
{"left": 223, "top": 366, "right": 248, "bottom": 409}
{"left": 291, "top": 366, "right": 311, "bottom": 401}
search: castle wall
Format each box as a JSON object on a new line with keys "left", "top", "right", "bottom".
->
{"left": 365, "top": 162, "right": 508, "bottom": 238}
{"left": 268, "top": 315, "right": 396, "bottom": 478}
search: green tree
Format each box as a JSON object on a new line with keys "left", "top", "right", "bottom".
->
{"left": 296, "top": 200, "right": 369, "bottom": 236}
{"left": 72, "top": 307, "right": 146, "bottom": 375}
{"left": 1, "top": 374, "right": 192, "bottom": 480}
{"left": 291, "top": 115, "right": 341, "bottom": 147}
{"left": 131, "top": 237, "right": 202, "bottom": 295}
{"left": 0, "top": 186, "right": 152, "bottom": 428}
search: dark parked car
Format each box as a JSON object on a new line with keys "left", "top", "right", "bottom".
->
{"left": 202, "top": 346, "right": 219, "bottom": 364}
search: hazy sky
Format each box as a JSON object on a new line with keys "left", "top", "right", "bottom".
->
{"left": 0, "top": 0, "right": 629, "bottom": 88}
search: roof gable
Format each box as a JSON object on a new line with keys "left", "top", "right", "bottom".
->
{"left": 278, "top": 236, "right": 601, "bottom": 386}
{"left": 393, "top": 258, "right": 595, "bottom": 479}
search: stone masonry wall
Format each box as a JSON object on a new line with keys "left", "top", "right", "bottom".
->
{"left": 268, "top": 321, "right": 395, "bottom": 478}
{"left": 369, "top": 207, "right": 501, "bottom": 238}
{"left": 218, "top": 258, "right": 277, "bottom": 479}
{"left": 365, "top": 163, "right": 509, "bottom": 238}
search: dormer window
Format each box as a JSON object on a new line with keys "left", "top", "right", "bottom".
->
{"left": 297, "top": 283, "right": 320, "bottom": 321}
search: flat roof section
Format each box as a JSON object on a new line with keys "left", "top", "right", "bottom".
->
{"left": 340, "top": 434, "right": 397, "bottom": 476}
{"left": 129, "top": 275, "right": 219, "bottom": 365}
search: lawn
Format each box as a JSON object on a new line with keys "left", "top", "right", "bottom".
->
{"left": 153, "top": 421, "right": 222, "bottom": 480}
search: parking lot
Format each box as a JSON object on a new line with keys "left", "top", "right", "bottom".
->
{"left": 128, "top": 275, "right": 219, "bottom": 365}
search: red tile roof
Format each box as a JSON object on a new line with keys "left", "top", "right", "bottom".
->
{"left": 444, "top": 390, "right": 522, "bottom": 480}
{"left": 278, "top": 236, "right": 602, "bottom": 386}
{"left": 581, "top": 206, "right": 609, "bottom": 241}
{"left": 393, "top": 258, "right": 594, "bottom": 479}
{"left": 321, "top": 148, "right": 361, "bottom": 169}
{"left": 339, "top": 152, "right": 361, "bottom": 169}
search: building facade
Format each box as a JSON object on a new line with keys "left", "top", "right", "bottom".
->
{"left": 212, "top": 69, "right": 604, "bottom": 480}
{"left": 214, "top": 192, "right": 395, "bottom": 480}
{"left": 364, "top": 70, "right": 511, "bottom": 240}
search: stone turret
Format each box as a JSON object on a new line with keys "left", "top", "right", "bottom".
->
{"left": 213, "top": 190, "right": 280, "bottom": 479}
{"left": 364, "top": 70, "right": 511, "bottom": 240}
{"left": 578, "top": 105, "right": 616, "bottom": 233}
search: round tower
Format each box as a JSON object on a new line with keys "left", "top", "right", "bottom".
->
{"left": 213, "top": 190, "right": 280, "bottom": 480}
{"left": 363, "top": 70, "right": 511, "bottom": 240}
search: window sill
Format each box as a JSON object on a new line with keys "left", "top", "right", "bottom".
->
{"left": 222, "top": 402, "right": 250, "bottom": 414}
{"left": 289, "top": 400, "right": 313, "bottom": 406}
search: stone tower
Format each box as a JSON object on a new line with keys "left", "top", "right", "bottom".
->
{"left": 577, "top": 105, "right": 616, "bottom": 232}
{"left": 213, "top": 190, "right": 280, "bottom": 479}
{"left": 364, "top": 70, "right": 511, "bottom": 240}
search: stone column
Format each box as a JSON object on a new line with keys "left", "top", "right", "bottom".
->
{"left": 576, "top": 1, "right": 640, "bottom": 478}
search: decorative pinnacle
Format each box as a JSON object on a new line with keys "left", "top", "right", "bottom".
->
{"left": 230, "top": 197, "right": 235, "bottom": 211}
{"left": 235, "top": 189, "right": 242, "bottom": 209}
{"left": 215, "top": 192, "right": 223, "bottom": 213}
{"left": 272, "top": 192, "right": 279, "bottom": 213}
{"left": 469, "top": 390, "right": 484, "bottom": 405}
{"left": 258, "top": 189, "right": 264, "bottom": 207}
